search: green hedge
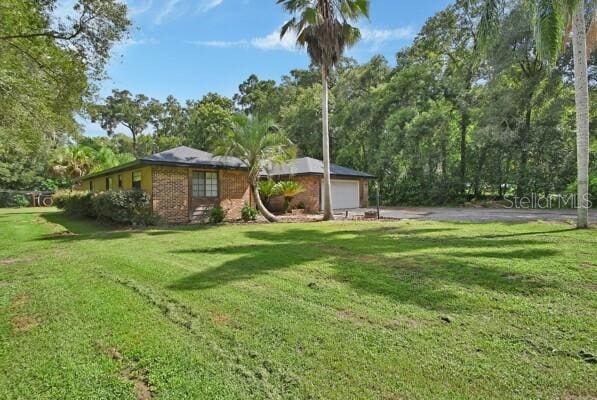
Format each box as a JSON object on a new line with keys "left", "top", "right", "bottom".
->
{"left": 0, "top": 192, "right": 30, "bottom": 208}
{"left": 53, "top": 191, "right": 96, "bottom": 217}
{"left": 93, "top": 190, "right": 153, "bottom": 224}
{"left": 54, "top": 190, "right": 153, "bottom": 224}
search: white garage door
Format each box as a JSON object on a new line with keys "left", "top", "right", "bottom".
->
{"left": 321, "top": 179, "right": 360, "bottom": 210}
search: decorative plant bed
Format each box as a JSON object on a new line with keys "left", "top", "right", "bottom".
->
{"left": 291, "top": 209, "right": 305, "bottom": 215}
{"left": 364, "top": 211, "right": 378, "bottom": 219}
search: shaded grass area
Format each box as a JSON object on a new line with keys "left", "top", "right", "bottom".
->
{"left": 0, "top": 207, "right": 595, "bottom": 399}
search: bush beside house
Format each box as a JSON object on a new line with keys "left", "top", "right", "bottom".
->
{"left": 53, "top": 191, "right": 96, "bottom": 218}
{"left": 54, "top": 190, "right": 153, "bottom": 225}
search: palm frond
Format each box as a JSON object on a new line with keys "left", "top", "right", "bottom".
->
{"left": 478, "top": 0, "right": 502, "bottom": 53}
{"left": 280, "top": 17, "right": 296, "bottom": 38}
{"left": 276, "top": 0, "right": 368, "bottom": 68}
{"left": 534, "top": 0, "right": 565, "bottom": 63}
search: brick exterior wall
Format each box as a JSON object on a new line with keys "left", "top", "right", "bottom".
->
{"left": 152, "top": 166, "right": 189, "bottom": 224}
{"left": 219, "top": 170, "right": 251, "bottom": 220}
{"left": 268, "top": 175, "right": 321, "bottom": 213}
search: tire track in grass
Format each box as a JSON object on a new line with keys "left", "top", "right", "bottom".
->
{"left": 95, "top": 270, "right": 299, "bottom": 399}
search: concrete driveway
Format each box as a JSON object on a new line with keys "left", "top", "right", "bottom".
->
{"left": 341, "top": 207, "right": 597, "bottom": 224}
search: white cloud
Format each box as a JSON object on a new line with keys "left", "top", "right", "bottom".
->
{"left": 154, "top": 0, "right": 181, "bottom": 24}
{"left": 127, "top": 0, "right": 153, "bottom": 15}
{"left": 250, "top": 29, "right": 298, "bottom": 51}
{"left": 113, "top": 37, "right": 159, "bottom": 54}
{"left": 196, "top": 0, "right": 224, "bottom": 13}
{"left": 154, "top": 0, "right": 222, "bottom": 24}
{"left": 190, "top": 25, "right": 413, "bottom": 53}
{"left": 189, "top": 27, "right": 299, "bottom": 52}
{"left": 360, "top": 27, "right": 415, "bottom": 44}
{"left": 190, "top": 39, "right": 248, "bottom": 48}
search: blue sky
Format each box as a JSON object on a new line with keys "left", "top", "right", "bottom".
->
{"left": 81, "top": 0, "right": 452, "bottom": 136}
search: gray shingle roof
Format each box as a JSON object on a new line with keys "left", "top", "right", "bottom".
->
{"left": 80, "top": 147, "right": 374, "bottom": 181}
{"left": 263, "top": 157, "right": 375, "bottom": 179}
{"left": 140, "top": 146, "right": 246, "bottom": 168}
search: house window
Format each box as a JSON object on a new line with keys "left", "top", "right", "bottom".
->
{"left": 132, "top": 171, "right": 142, "bottom": 190}
{"left": 192, "top": 171, "right": 218, "bottom": 198}
{"left": 118, "top": 174, "right": 123, "bottom": 189}
{"left": 89, "top": 180, "right": 93, "bottom": 191}
{"left": 106, "top": 177, "right": 113, "bottom": 190}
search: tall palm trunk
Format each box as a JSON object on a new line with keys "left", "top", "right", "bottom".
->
{"left": 251, "top": 182, "right": 278, "bottom": 222}
{"left": 572, "top": 2, "right": 590, "bottom": 228}
{"left": 321, "top": 66, "right": 334, "bottom": 220}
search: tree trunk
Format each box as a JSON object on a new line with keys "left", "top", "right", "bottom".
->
{"left": 131, "top": 131, "right": 137, "bottom": 155}
{"left": 473, "top": 146, "right": 487, "bottom": 199}
{"left": 252, "top": 182, "right": 278, "bottom": 222}
{"left": 517, "top": 104, "right": 532, "bottom": 197}
{"left": 321, "top": 67, "right": 334, "bottom": 220}
{"left": 572, "top": 2, "right": 590, "bottom": 228}
{"left": 459, "top": 110, "right": 469, "bottom": 196}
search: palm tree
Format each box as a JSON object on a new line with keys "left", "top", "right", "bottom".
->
{"left": 214, "top": 115, "right": 296, "bottom": 222}
{"left": 278, "top": 0, "right": 369, "bottom": 220}
{"left": 258, "top": 179, "right": 281, "bottom": 208}
{"left": 479, "top": 0, "right": 595, "bottom": 228}
{"left": 275, "top": 180, "right": 306, "bottom": 212}
{"left": 51, "top": 145, "right": 94, "bottom": 178}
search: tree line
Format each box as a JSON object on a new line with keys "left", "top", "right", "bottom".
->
{"left": 1, "top": 0, "right": 595, "bottom": 220}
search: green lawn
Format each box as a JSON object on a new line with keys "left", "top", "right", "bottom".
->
{"left": 0, "top": 208, "right": 595, "bottom": 399}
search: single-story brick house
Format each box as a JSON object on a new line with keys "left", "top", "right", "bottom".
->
{"left": 80, "top": 146, "right": 374, "bottom": 223}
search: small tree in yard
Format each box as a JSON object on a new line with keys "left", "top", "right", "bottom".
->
{"left": 258, "top": 179, "right": 281, "bottom": 208}
{"left": 275, "top": 181, "right": 306, "bottom": 212}
{"left": 213, "top": 115, "right": 296, "bottom": 223}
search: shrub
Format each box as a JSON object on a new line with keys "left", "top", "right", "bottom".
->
{"left": 274, "top": 181, "right": 306, "bottom": 212}
{"left": 92, "top": 190, "right": 152, "bottom": 224}
{"left": 258, "top": 180, "right": 280, "bottom": 208}
{"left": 241, "top": 202, "right": 259, "bottom": 221}
{"left": 208, "top": 204, "right": 226, "bottom": 223}
{"left": 0, "top": 192, "right": 30, "bottom": 208}
{"left": 53, "top": 190, "right": 96, "bottom": 217}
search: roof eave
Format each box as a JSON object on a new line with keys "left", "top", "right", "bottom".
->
{"left": 261, "top": 172, "right": 376, "bottom": 179}
{"left": 77, "top": 160, "right": 142, "bottom": 181}
{"left": 80, "top": 158, "right": 249, "bottom": 181}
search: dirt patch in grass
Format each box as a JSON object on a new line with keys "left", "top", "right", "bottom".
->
{"left": 10, "top": 293, "right": 29, "bottom": 309}
{"left": 100, "top": 344, "right": 155, "bottom": 400}
{"left": 0, "top": 257, "right": 34, "bottom": 266}
{"left": 382, "top": 318, "right": 433, "bottom": 330}
{"left": 211, "top": 313, "right": 231, "bottom": 326}
{"left": 11, "top": 315, "right": 39, "bottom": 333}
{"left": 122, "top": 366, "right": 154, "bottom": 400}
{"left": 336, "top": 308, "right": 374, "bottom": 326}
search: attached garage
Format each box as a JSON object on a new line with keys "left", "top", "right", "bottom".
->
{"left": 265, "top": 157, "right": 375, "bottom": 212}
{"left": 323, "top": 179, "right": 360, "bottom": 209}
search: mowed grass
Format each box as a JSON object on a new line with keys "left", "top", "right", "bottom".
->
{"left": 0, "top": 208, "right": 595, "bottom": 399}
